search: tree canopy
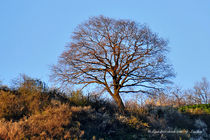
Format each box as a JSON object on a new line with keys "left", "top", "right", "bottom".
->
{"left": 51, "top": 16, "right": 174, "bottom": 112}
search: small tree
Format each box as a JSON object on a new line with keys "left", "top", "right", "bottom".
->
{"left": 51, "top": 16, "right": 174, "bottom": 112}
{"left": 193, "top": 77, "right": 210, "bottom": 104}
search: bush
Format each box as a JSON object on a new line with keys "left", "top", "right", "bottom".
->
{"left": 17, "top": 77, "right": 50, "bottom": 115}
{"left": 24, "top": 104, "right": 83, "bottom": 139}
{"left": 0, "top": 104, "right": 84, "bottom": 140}
{"left": 0, "top": 120, "right": 25, "bottom": 140}
{"left": 69, "top": 90, "right": 88, "bottom": 106}
{"left": 20, "top": 89, "right": 50, "bottom": 115}
{"left": 0, "top": 91, "right": 26, "bottom": 120}
{"left": 0, "top": 85, "right": 50, "bottom": 121}
{"left": 179, "top": 104, "right": 210, "bottom": 114}
{"left": 0, "top": 76, "right": 52, "bottom": 121}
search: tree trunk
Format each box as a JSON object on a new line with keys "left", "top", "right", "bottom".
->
{"left": 113, "top": 93, "right": 125, "bottom": 114}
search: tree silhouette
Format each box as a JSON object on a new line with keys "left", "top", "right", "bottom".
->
{"left": 51, "top": 16, "right": 174, "bottom": 112}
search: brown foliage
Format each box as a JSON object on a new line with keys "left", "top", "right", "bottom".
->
{"left": 0, "top": 91, "right": 26, "bottom": 120}
{"left": 0, "top": 104, "right": 84, "bottom": 140}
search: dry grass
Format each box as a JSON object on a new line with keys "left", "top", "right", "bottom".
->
{"left": 0, "top": 104, "right": 85, "bottom": 140}
{"left": 0, "top": 120, "right": 25, "bottom": 140}
{"left": 0, "top": 83, "right": 210, "bottom": 139}
{"left": 0, "top": 91, "right": 26, "bottom": 120}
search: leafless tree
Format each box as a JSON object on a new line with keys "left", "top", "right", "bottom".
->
{"left": 193, "top": 77, "right": 210, "bottom": 104}
{"left": 170, "top": 87, "right": 186, "bottom": 106}
{"left": 183, "top": 78, "right": 210, "bottom": 105}
{"left": 51, "top": 16, "right": 174, "bottom": 112}
{"left": 184, "top": 90, "right": 197, "bottom": 105}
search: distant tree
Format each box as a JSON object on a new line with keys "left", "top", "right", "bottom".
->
{"left": 184, "top": 91, "right": 197, "bottom": 105}
{"left": 184, "top": 77, "right": 210, "bottom": 105}
{"left": 170, "top": 87, "right": 186, "bottom": 106}
{"left": 51, "top": 16, "right": 174, "bottom": 112}
{"left": 193, "top": 77, "right": 210, "bottom": 104}
{"left": 12, "top": 74, "right": 48, "bottom": 93}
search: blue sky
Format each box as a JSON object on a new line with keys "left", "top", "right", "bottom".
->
{"left": 0, "top": 0, "right": 210, "bottom": 90}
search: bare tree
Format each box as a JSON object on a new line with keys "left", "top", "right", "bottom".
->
{"left": 193, "top": 77, "right": 210, "bottom": 104}
{"left": 184, "top": 90, "right": 197, "bottom": 105}
{"left": 183, "top": 78, "right": 210, "bottom": 105}
{"left": 170, "top": 87, "right": 186, "bottom": 106}
{"left": 51, "top": 16, "right": 174, "bottom": 112}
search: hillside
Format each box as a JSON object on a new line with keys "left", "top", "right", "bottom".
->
{"left": 0, "top": 78, "right": 209, "bottom": 140}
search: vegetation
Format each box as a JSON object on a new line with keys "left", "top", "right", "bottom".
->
{"left": 0, "top": 16, "right": 209, "bottom": 139}
{"left": 51, "top": 16, "right": 174, "bottom": 112}
{"left": 0, "top": 75, "right": 210, "bottom": 139}
{"left": 179, "top": 104, "right": 210, "bottom": 114}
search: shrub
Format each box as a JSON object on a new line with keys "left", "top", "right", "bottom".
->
{"left": 0, "top": 91, "right": 26, "bottom": 120}
{"left": 20, "top": 89, "right": 50, "bottom": 115}
{"left": 69, "top": 90, "right": 88, "bottom": 106}
{"left": 125, "top": 101, "right": 148, "bottom": 118}
{"left": 0, "top": 81, "right": 50, "bottom": 120}
{"left": 24, "top": 104, "right": 83, "bottom": 139}
{"left": 0, "top": 120, "right": 25, "bottom": 140}
{"left": 116, "top": 114, "right": 149, "bottom": 130}
{"left": 17, "top": 77, "right": 50, "bottom": 115}
{"left": 0, "top": 104, "right": 84, "bottom": 139}
{"left": 178, "top": 104, "right": 210, "bottom": 114}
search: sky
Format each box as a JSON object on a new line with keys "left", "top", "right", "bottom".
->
{"left": 0, "top": 0, "right": 210, "bottom": 90}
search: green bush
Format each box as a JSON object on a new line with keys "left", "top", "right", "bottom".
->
{"left": 178, "top": 104, "right": 210, "bottom": 114}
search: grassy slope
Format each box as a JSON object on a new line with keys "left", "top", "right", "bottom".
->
{"left": 0, "top": 87, "right": 209, "bottom": 140}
